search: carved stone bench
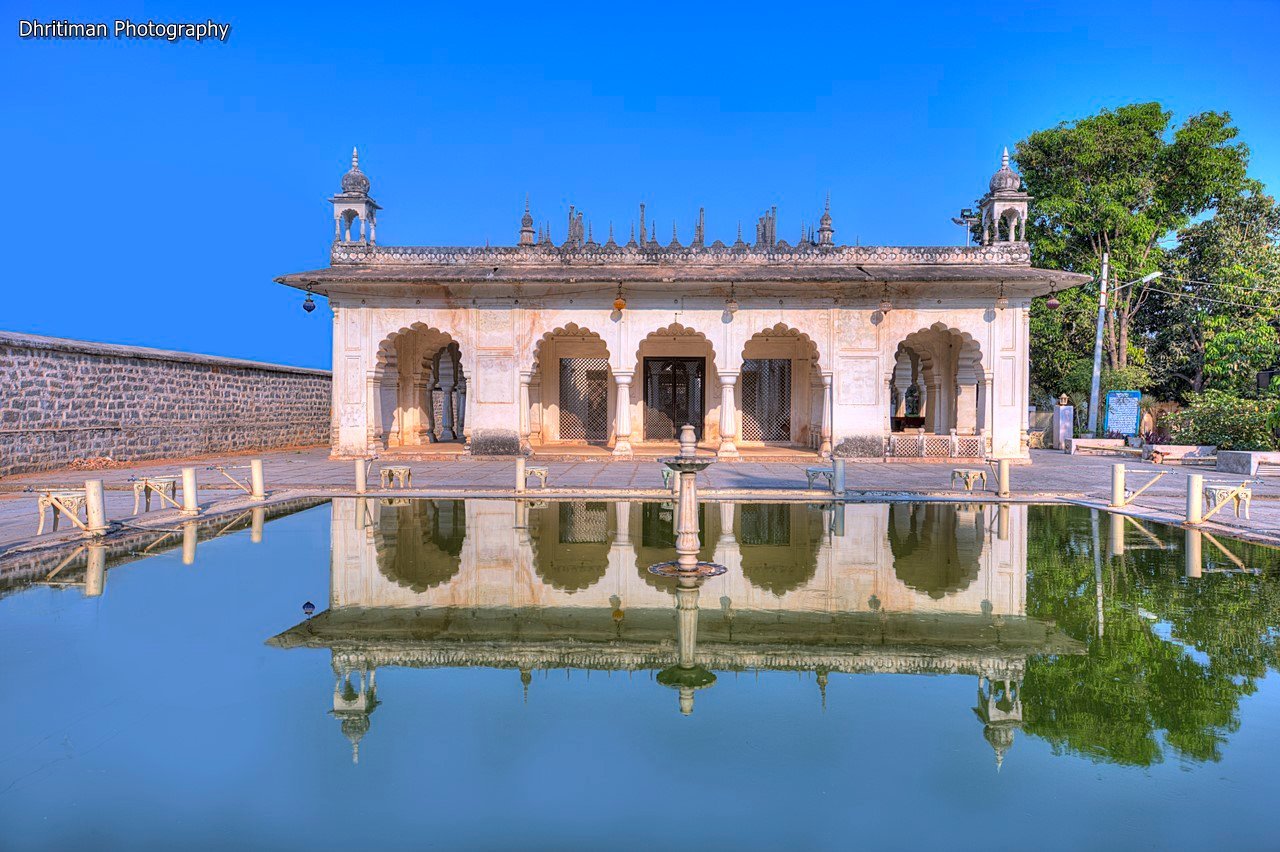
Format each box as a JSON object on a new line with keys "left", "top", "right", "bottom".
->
{"left": 379, "top": 465, "right": 413, "bottom": 489}
{"left": 805, "top": 467, "right": 835, "bottom": 489}
{"left": 1205, "top": 483, "right": 1252, "bottom": 519}
{"left": 132, "top": 476, "right": 180, "bottom": 514}
{"left": 951, "top": 468, "right": 988, "bottom": 492}
{"left": 37, "top": 489, "right": 88, "bottom": 535}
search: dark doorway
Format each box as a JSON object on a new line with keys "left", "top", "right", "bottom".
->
{"left": 643, "top": 357, "right": 705, "bottom": 440}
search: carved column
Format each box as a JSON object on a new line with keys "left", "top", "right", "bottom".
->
{"left": 717, "top": 372, "right": 739, "bottom": 458}
{"left": 956, "top": 381, "right": 979, "bottom": 435}
{"left": 456, "top": 375, "right": 468, "bottom": 437}
{"left": 613, "top": 371, "right": 634, "bottom": 457}
{"left": 926, "top": 380, "right": 941, "bottom": 433}
{"left": 819, "top": 373, "right": 833, "bottom": 458}
{"left": 439, "top": 382, "right": 456, "bottom": 441}
{"left": 519, "top": 371, "right": 533, "bottom": 448}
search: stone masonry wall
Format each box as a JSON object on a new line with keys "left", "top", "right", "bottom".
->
{"left": 0, "top": 331, "right": 331, "bottom": 477}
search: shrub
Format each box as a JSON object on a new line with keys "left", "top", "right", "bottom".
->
{"left": 833, "top": 435, "right": 884, "bottom": 458}
{"left": 1163, "top": 391, "right": 1280, "bottom": 451}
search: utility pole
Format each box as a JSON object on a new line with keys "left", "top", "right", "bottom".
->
{"left": 1087, "top": 252, "right": 1110, "bottom": 437}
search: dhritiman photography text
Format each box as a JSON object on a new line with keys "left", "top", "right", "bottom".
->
{"left": 17, "top": 19, "right": 231, "bottom": 42}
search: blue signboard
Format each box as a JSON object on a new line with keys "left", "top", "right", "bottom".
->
{"left": 1104, "top": 390, "right": 1142, "bottom": 436}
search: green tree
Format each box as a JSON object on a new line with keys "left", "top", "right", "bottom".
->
{"left": 1015, "top": 103, "right": 1249, "bottom": 395}
{"left": 1144, "top": 183, "right": 1280, "bottom": 397}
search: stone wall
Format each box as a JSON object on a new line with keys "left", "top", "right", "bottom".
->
{"left": 0, "top": 331, "right": 331, "bottom": 477}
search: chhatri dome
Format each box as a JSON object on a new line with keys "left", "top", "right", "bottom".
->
{"left": 341, "top": 147, "right": 371, "bottom": 196}
{"left": 988, "top": 147, "right": 1022, "bottom": 194}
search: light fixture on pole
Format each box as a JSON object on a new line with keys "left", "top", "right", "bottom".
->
{"left": 951, "top": 208, "right": 978, "bottom": 247}
{"left": 1087, "top": 261, "right": 1162, "bottom": 435}
{"left": 878, "top": 284, "right": 892, "bottom": 314}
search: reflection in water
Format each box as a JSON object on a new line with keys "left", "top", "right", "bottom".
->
{"left": 276, "top": 498, "right": 1056, "bottom": 765}
{"left": 265, "top": 499, "right": 1280, "bottom": 772}
{"left": 888, "top": 503, "right": 985, "bottom": 599}
{"left": 375, "top": 499, "right": 465, "bottom": 592}
{"left": 738, "top": 503, "right": 823, "bottom": 595}
{"left": 529, "top": 502, "right": 613, "bottom": 591}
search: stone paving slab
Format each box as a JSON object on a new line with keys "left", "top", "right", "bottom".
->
{"left": 1, "top": 446, "right": 1276, "bottom": 558}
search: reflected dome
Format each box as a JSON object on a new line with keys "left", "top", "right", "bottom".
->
{"left": 888, "top": 504, "right": 985, "bottom": 599}
{"left": 375, "top": 499, "right": 465, "bottom": 592}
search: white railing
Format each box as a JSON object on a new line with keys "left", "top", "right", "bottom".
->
{"left": 884, "top": 430, "right": 989, "bottom": 459}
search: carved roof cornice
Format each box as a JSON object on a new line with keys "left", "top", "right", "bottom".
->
{"left": 330, "top": 241, "right": 1032, "bottom": 267}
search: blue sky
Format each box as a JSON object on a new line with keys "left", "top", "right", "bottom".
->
{"left": 5, "top": 0, "right": 1278, "bottom": 369}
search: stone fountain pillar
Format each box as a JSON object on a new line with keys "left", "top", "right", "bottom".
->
{"left": 650, "top": 424, "right": 725, "bottom": 715}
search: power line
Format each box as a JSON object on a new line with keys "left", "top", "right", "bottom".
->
{"left": 1144, "top": 284, "right": 1279, "bottom": 311}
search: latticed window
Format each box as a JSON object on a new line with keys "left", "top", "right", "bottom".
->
{"left": 559, "top": 501, "right": 609, "bottom": 544}
{"left": 741, "top": 359, "right": 791, "bottom": 441}
{"left": 558, "top": 358, "right": 610, "bottom": 442}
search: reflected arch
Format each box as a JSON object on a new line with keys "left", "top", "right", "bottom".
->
{"left": 374, "top": 499, "right": 466, "bottom": 592}
{"left": 528, "top": 501, "right": 613, "bottom": 592}
{"left": 887, "top": 503, "right": 985, "bottom": 599}
{"left": 737, "top": 503, "right": 823, "bottom": 595}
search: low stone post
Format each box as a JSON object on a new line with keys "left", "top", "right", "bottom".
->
{"left": 355, "top": 459, "right": 367, "bottom": 494}
{"left": 251, "top": 507, "right": 265, "bottom": 544}
{"left": 997, "top": 504, "right": 1009, "bottom": 541}
{"left": 516, "top": 457, "right": 526, "bottom": 494}
{"left": 1110, "top": 464, "right": 1125, "bottom": 508}
{"left": 84, "top": 479, "right": 108, "bottom": 535}
{"left": 1186, "top": 473, "right": 1203, "bottom": 524}
{"left": 181, "top": 468, "right": 199, "bottom": 516}
{"left": 832, "top": 458, "right": 846, "bottom": 496}
{"left": 250, "top": 459, "right": 266, "bottom": 502}
{"left": 998, "top": 459, "right": 1011, "bottom": 498}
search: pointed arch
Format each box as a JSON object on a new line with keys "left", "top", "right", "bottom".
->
{"left": 370, "top": 323, "right": 466, "bottom": 448}
{"left": 632, "top": 322, "right": 719, "bottom": 370}
{"left": 530, "top": 322, "right": 612, "bottom": 374}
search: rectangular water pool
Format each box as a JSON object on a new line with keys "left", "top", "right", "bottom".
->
{"left": 2, "top": 499, "right": 1279, "bottom": 850}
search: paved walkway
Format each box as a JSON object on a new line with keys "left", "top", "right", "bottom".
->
{"left": 1, "top": 446, "right": 1276, "bottom": 557}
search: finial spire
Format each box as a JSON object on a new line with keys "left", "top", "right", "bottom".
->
{"left": 1002, "top": 146, "right": 1010, "bottom": 168}
{"left": 351, "top": 146, "right": 359, "bottom": 168}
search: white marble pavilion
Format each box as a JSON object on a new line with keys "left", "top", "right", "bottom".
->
{"left": 277, "top": 149, "right": 1086, "bottom": 459}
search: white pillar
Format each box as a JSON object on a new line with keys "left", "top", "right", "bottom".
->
{"left": 613, "top": 371, "right": 634, "bottom": 457}
{"left": 181, "top": 467, "right": 199, "bottom": 515}
{"left": 85, "top": 479, "right": 108, "bottom": 535}
{"left": 956, "top": 381, "right": 979, "bottom": 434}
{"left": 819, "top": 373, "right": 833, "bottom": 458}
{"left": 519, "top": 371, "right": 533, "bottom": 448}
{"left": 717, "top": 372, "right": 739, "bottom": 458}
{"left": 250, "top": 459, "right": 265, "bottom": 501}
